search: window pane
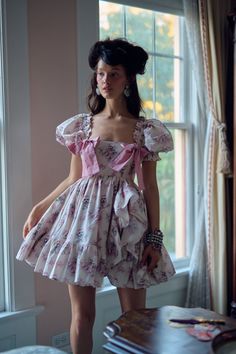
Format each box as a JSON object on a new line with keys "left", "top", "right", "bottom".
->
{"left": 125, "top": 6, "right": 153, "bottom": 52}
{"left": 155, "top": 13, "right": 180, "bottom": 57}
{"left": 137, "top": 56, "right": 154, "bottom": 118}
{"left": 158, "top": 129, "right": 187, "bottom": 259}
{"left": 99, "top": 1, "right": 189, "bottom": 262}
{"left": 99, "top": 1, "right": 123, "bottom": 39}
{"left": 155, "top": 56, "right": 182, "bottom": 122}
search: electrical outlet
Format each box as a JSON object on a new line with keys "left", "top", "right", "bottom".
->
{"left": 52, "top": 331, "right": 70, "bottom": 348}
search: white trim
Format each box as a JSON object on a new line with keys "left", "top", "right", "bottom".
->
{"left": 0, "top": 0, "right": 4, "bottom": 312}
{"left": 182, "top": 20, "right": 195, "bottom": 257}
{"left": 76, "top": 0, "right": 99, "bottom": 112}
{"left": 164, "top": 122, "right": 190, "bottom": 130}
{"left": 100, "top": 0, "right": 184, "bottom": 16}
{"left": 0, "top": 307, "right": 43, "bottom": 351}
{"left": 1, "top": 0, "right": 35, "bottom": 312}
{"left": 0, "top": 305, "right": 44, "bottom": 324}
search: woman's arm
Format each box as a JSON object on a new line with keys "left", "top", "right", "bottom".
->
{"left": 37, "top": 154, "right": 82, "bottom": 209}
{"left": 141, "top": 160, "right": 161, "bottom": 271}
{"left": 142, "top": 160, "right": 160, "bottom": 230}
{"left": 23, "top": 154, "right": 82, "bottom": 237}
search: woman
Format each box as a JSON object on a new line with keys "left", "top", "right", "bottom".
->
{"left": 17, "top": 38, "right": 175, "bottom": 354}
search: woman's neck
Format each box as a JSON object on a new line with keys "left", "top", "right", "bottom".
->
{"left": 102, "top": 99, "right": 131, "bottom": 119}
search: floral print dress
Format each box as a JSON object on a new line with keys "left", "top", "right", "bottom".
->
{"left": 16, "top": 113, "right": 175, "bottom": 288}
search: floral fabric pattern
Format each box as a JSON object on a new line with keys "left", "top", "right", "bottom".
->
{"left": 16, "top": 113, "right": 175, "bottom": 288}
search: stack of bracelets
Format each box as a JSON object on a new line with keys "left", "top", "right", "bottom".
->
{"left": 144, "top": 228, "right": 163, "bottom": 252}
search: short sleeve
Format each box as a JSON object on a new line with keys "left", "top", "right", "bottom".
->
{"left": 56, "top": 113, "right": 90, "bottom": 154}
{"left": 142, "top": 118, "right": 174, "bottom": 161}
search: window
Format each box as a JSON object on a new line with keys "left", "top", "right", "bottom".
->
{"left": 0, "top": 0, "right": 35, "bottom": 314}
{"left": 99, "top": 0, "right": 192, "bottom": 262}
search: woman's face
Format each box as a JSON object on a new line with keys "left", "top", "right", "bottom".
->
{"left": 96, "top": 59, "right": 128, "bottom": 100}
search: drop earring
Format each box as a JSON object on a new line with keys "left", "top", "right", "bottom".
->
{"left": 96, "top": 86, "right": 101, "bottom": 95}
{"left": 124, "top": 85, "right": 130, "bottom": 97}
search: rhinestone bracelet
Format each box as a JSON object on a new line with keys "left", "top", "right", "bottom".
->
{"left": 144, "top": 229, "right": 164, "bottom": 251}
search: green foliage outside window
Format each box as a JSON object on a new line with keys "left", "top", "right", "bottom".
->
{"left": 158, "top": 146, "right": 175, "bottom": 253}
{"left": 99, "top": 2, "right": 184, "bottom": 257}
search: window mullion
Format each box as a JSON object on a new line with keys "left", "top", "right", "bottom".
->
{"left": 164, "top": 122, "right": 190, "bottom": 130}
{"left": 148, "top": 51, "right": 183, "bottom": 61}
{"left": 123, "top": 4, "right": 126, "bottom": 37}
{"left": 152, "top": 12, "right": 156, "bottom": 118}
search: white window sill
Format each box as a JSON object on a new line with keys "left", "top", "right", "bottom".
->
{"left": 0, "top": 305, "right": 44, "bottom": 324}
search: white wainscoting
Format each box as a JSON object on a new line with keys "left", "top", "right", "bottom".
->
{"left": 0, "top": 306, "right": 43, "bottom": 352}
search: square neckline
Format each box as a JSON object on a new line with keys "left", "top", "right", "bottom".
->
{"left": 86, "top": 113, "right": 144, "bottom": 145}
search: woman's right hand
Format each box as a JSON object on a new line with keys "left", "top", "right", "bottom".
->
{"left": 23, "top": 204, "right": 46, "bottom": 238}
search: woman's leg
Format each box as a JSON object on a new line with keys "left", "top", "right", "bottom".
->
{"left": 68, "top": 285, "right": 96, "bottom": 354}
{"left": 117, "top": 288, "right": 146, "bottom": 313}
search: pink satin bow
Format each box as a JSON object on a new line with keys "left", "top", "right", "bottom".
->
{"left": 79, "top": 138, "right": 100, "bottom": 177}
{"left": 110, "top": 144, "right": 149, "bottom": 190}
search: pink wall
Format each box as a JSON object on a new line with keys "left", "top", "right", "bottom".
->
{"left": 28, "top": 0, "right": 78, "bottom": 345}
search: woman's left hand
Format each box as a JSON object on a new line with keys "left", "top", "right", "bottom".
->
{"left": 141, "top": 245, "right": 161, "bottom": 272}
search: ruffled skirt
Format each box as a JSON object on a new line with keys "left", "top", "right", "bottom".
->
{"left": 16, "top": 175, "right": 175, "bottom": 288}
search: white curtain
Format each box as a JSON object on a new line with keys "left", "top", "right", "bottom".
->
{"left": 183, "top": 0, "right": 211, "bottom": 309}
{"left": 184, "top": 0, "right": 232, "bottom": 314}
{"left": 199, "top": 0, "right": 232, "bottom": 314}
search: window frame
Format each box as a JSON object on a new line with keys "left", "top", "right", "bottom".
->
{"left": 0, "top": 0, "right": 4, "bottom": 311}
{"left": 100, "top": 0, "right": 184, "bottom": 15}
{"left": 99, "top": 0, "right": 194, "bottom": 268}
{"left": 0, "top": 0, "right": 35, "bottom": 313}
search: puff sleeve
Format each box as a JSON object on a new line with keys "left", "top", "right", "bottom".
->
{"left": 142, "top": 118, "right": 174, "bottom": 161}
{"left": 56, "top": 113, "right": 89, "bottom": 154}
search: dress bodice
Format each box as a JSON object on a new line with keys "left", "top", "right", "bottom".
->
{"left": 56, "top": 113, "right": 174, "bottom": 190}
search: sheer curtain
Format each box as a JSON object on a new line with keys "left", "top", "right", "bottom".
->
{"left": 184, "top": 0, "right": 232, "bottom": 313}
{"left": 199, "top": 0, "right": 232, "bottom": 314}
{"left": 183, "top": 0, "right": 211, "bottom": 309}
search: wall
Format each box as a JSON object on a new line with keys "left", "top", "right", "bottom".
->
{"left": 27, "top": 0, "right": 78, "bottom": 347}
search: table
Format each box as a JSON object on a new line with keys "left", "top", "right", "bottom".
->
{"left": 103, "top": 305, "right": 236, "bottom": 354}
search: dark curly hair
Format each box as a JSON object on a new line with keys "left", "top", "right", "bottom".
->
{"left": 87, "top": 38, "right": 148, "bottom": 118}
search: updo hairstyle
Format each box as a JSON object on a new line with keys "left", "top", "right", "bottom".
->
{"left": 87, "top": 38, "right": 148, "bottom": 118}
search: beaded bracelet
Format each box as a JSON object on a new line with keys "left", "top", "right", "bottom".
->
{"left": 144, "top": 228, "right": 164, "bottom": 251}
